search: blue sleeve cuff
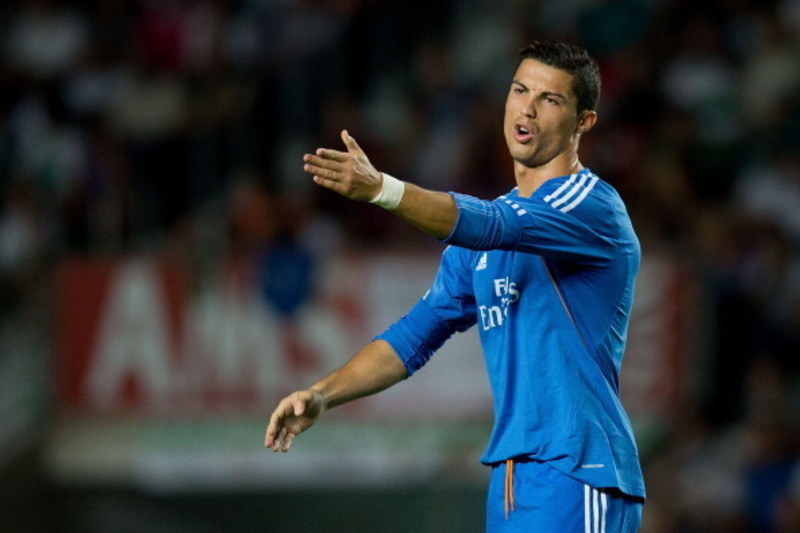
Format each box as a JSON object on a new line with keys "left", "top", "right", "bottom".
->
{"left": 374, "top": 298, "right": 457, "bottom": 376}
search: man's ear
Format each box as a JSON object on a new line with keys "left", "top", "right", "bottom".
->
{"left": 576, "top": 110, "right": 598, "bottom": 134}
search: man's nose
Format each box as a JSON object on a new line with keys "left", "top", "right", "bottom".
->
{"left": 521, "top": 98, "right": 536, "bottom": 117}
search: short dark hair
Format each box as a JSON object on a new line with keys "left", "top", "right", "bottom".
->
{"left": 516, "top": 41, "right": 601, "bottom": 114}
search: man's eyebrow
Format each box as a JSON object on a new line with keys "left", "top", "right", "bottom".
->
{"left": 542, "top": 91, "right": 568, "bottom": 102}
{"left": 511, "top": 81, "right": 569, "bottom": 101}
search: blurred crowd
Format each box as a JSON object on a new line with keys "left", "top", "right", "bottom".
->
{"left": 2, "top": 0, "right": 800, "bottom": 531}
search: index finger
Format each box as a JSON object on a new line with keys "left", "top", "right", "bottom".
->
{"left": 316, "top": 148, "right": 348, "bottom": 162}
{"left": 264, "top": 398, "right": 295, "bottom": 446}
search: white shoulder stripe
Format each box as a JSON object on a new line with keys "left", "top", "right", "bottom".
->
{"left": 543, "top": 173, "right": 577, "bottom": 202}
{"left": 550, "top": 173, "right": 590, "bottom": 208}
{"left": 560, "top": 175, "right": 599, "bottom": 213}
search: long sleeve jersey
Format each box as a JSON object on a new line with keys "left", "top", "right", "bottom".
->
{"left": 376, "top": 168, "right": 646, "bottom": 498}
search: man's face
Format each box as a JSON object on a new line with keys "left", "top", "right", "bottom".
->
{"left": 503, "top": 58, "right": 593, "bottom": 169}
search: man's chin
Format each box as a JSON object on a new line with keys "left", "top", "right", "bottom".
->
{"left": 511, "top": 154, "right": 545, "bottom": 169}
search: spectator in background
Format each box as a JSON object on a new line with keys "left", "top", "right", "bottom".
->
{"left": 658, "top": 11, "right": 743, "bottom": 203}
{"left": 4, "top": 0, "right": 89, "bottom": 80}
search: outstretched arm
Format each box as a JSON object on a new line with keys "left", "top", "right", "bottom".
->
{"left": 264, "top": 339, "right": 408, "bottom": 452}
{"left": 303, "top": 130, "right": 459, "bottom": 240}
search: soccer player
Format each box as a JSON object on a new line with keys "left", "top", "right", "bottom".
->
{"left": 265, "top": 41, "right": 645, "bottom": 531}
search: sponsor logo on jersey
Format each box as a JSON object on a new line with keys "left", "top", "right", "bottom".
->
{"left": 478, "top": 277, "right": 519, "bottom": 330}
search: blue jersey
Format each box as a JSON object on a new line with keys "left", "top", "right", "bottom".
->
{"left": 377, "top": 168, "right": 646, "bottom": 499}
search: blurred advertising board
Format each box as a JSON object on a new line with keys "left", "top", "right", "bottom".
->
{"left": 53, "top": 253, "right": 489, "bottom": 418}
{"left": 46, "top": 250, "right": 693, "bottom": 489}
{"left": 623, "top": 251, "right": 697, "bottom": 446}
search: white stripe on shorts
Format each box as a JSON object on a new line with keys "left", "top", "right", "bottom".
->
{"left": 585, "top": 486, "right": 607, "bottom": 533}
{"left": 584, "top": 485, "right": 591, "bottom": 533}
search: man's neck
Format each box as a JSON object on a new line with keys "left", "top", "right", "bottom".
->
{"left": 514, "top": 155, "right": 583, "bottom": 197}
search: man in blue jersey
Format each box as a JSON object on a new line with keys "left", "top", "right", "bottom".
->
{"left": 265, "top": 41, "right": 645, "bottom": 531}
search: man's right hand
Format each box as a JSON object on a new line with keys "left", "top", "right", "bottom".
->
{"left": 303, "top": 130, "right": 384, "bottom": 202}
{"left": 264, "top": 389, "right": 326, "bottom": 452}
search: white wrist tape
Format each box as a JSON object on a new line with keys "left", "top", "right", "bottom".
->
{"left": 368, "top": 173, "right": 405, "bottom": 210}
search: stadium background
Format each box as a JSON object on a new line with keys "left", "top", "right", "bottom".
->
{"left": 1, "top": 0, "right": 799, "bottom": 531}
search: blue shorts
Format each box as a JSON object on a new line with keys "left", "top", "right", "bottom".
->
{"left": 486, "top": 459, "right": 643, "bottom": 532}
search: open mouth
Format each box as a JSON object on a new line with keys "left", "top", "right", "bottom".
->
{"left": 513, "top": 124, "right": 534, "bottom": 143}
